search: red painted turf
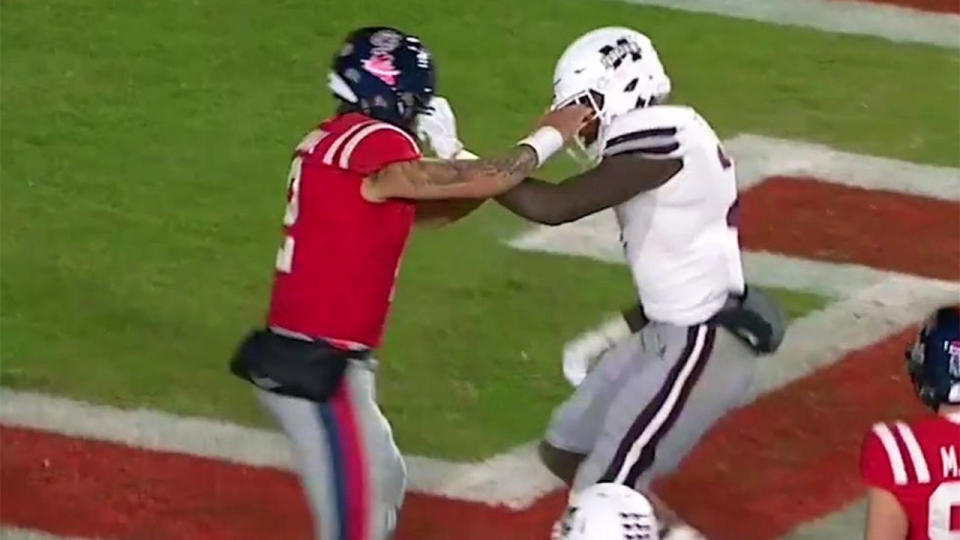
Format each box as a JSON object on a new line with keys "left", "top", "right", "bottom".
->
{"left": 3, "top": 176, "right": 956, "bottom": 538}
{"left": 740, "top": 176, "right": 960, "bottom": 282}
{"left": 0, "top": 329, "right": 924, "bottom": 540}
{"left": 0, "top": 424, "right": 568, "bottom": 540}
{"left": 654, "top": 328, "right": 926, "bottom": 540}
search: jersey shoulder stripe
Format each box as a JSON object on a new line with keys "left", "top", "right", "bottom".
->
{"left": 337, "top": 122, "right": 419, "bottom": 169}
{"left": 322, "top": 120, "right": 378, "bottom": 166}
{"left": 895, "top": 421, "right": 931, "bottom": 483}
{"left": 871, "top": 422, "right": 909, "bottom": 485}
{"left": 603, "top": 106, "right": 693, "bottom": 159}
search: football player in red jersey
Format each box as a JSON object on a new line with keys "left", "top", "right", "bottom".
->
{"left": 860, "top": 306, "right": 960, "bottom": 540}
{"left": 229, "top": 26, "right": 591, "bottom": 540}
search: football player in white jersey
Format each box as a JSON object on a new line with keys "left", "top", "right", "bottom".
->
{"left": 414, "top": 26, "right": 785, "bottom": 537}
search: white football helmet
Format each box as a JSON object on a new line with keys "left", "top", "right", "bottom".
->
{"left": 552, "top": 483, "right": 660, "bottom": 540}
{"left": 551, "top": 27, "right": 671, "bottom": 163}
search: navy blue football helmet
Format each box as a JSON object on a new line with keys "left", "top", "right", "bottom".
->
{"left": 328, "top": 27, "right": 435, "bottom": 129}
{"left": 906, "top": 306, "right": 960, "bottom": 410}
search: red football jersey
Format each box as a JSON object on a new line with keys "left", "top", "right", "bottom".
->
{"left": 860, "top": 416, "right": 960, "bottom": 539}
{"left": 267, "top": 113, "right": 421, "bottom": 349}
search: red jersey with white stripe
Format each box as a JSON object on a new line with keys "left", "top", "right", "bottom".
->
{"left": 267, "top": 113, "right": 421, "bottom": 349}
{"left": 860, "top": 416, "right": 960, "bottom": 539}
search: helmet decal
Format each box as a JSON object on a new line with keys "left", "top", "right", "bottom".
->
{"left": 363, "top": 54, "right": 401, "bottom": 86}
{"left": 949, "top": 340, "right": 960, "bottom": 378}
{"left": 599, "top": 38, "right": 643, "bottom": 70}
{"left": 329, "top": 27, "right": 435, "bottom": 127}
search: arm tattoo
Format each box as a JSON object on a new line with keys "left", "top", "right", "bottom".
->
{"left": 372, "top": 146, "right": 539, "bottom": 199}
{"left": 419, "top": 146, "right": 537, "bottom": 188}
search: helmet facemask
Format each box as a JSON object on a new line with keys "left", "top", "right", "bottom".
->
{"left": 552, "top": 89, "right": 608, "bottom": 167}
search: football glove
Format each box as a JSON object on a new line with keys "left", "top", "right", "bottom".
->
{"left": 415, "top": 96, "right": 465, "bottom": 160}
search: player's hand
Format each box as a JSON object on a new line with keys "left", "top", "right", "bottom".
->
{"left": 537, "top": 104, "right": 594, "bottom": 143}
{"left": 415, "top": 96, "right": 464, "bottom": 160}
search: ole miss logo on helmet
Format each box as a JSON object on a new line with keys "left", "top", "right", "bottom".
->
{"left": 948, "top": 340, "right": 960, "bottom": 377}
{"left": 363, "top": 53, "right": 401, "bottom": 86}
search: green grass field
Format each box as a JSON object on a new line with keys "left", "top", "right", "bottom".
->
{"left": 2, "top": 0, "right": 957, "bottom": 459}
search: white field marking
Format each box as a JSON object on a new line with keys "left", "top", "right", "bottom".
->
{"left": 3, "top": 138, "right": 958, "bottom": 516}
{"left": 726, "top": 135, "right": 960, "bottom": 198}
{"left": 750, "top": 272, "right": 960, "bottom": 398}
{"left": 613, "top": 0, "right": 960, "bottom": 48}
{"left": 0, "top": 527, "right": 94, "bottom": 540}
{"left": 510, "top": 134, "right": 960, "bottom": 277}
{"left": 778, "top": 499, "right": 867, "bottom": 540}
{"left": 0, "top": 389, "right": 562, "bottom": 510}
{"left": 3, "top": 272, "right": 956, "bottom": 510}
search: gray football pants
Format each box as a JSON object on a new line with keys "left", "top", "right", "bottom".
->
{"left": 546, "top": 321, "right": 757, "bottom": 492}
{"left": 256, "top": 359, "right": 405, "bottom": 540}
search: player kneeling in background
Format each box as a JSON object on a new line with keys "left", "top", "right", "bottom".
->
{"left": 229, "top": 26, "right": 590, "bottom": 540}
{"left": 860, "top": 306, "right": 960, "bottom": 540}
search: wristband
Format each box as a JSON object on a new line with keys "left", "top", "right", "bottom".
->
{"left": 454, "top": 148, "right": 479, "bottom": 160}
{"left": 517, "top": 126, "right": 564, "bottom": 166}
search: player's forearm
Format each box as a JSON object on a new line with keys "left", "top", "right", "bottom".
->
{"left": 367, "top": 146, "right": 538, "bottom": 200}
{"left": 495, "top": 178, "right": 572, "bottom": 225}
{"left": 414, "top": 198, "right": 486, "bottom": 227}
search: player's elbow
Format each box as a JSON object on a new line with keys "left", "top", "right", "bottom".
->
{"left": 525, "top": 198, "right": 580, "bottom": 226}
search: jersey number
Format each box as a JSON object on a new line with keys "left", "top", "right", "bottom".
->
{"left": 929, "top": 481, "right": 960, "bottom": 539}
{"left": 275, "top": 129, "right": 326, "bottom": 273}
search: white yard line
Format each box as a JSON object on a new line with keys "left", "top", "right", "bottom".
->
{"left": 511, "top": 134, "right": 960, "bottom": 278}
{"left": 0, "top": 388, "right": 560, "bottom": 510}
{"left": 0, "top": 527, "right": 94, "bottom": 540}
{"left": 613, "top": 0, "right": 960, "bottom": 48}
{"left": 4, "top": 268, "right": 956, "bottom": 509}
{"left": 751, "top": 272, "right": 959, "bottom": 398}
{"left": 2, "top": 136, "right": 957, "bottom": 516}
{"left": 726, "top": 134, "right": 960, "bottom": 197}
{"left": 778, "top": 499, "right": 867, "bottom": 540}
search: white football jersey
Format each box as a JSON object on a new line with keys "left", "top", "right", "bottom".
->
{"left": 604, "top": 105, "right": 744, "bottom": 326}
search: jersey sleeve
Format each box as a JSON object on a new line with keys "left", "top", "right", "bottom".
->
{"left": 602, "top": 105, "right": 696, "bottom": 160}
{"left": 340, "top": 123, "right": 422, "bottom": 176}
{"left": 860, "top": 424, "right": 900, "bottom": 491}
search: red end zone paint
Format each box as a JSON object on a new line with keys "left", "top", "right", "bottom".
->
{"left": 0, "top": 424, "right": 567, "bottom": 540}
{"left": 654, "top": 328, "right": 928, "bottom": 540}
{"left": 741, "top": 176, "right": 960, "bottom": 281}
{"left": 830, "top": 0, "right": 960, "bottom": 14}
{"left": 0, "top": 427, "right": 314, "bottom": 540}
{"left": 1, "top": 331, "right": 927, "bottom": 540}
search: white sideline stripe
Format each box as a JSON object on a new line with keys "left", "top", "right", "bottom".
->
{"left": 337, "top": 122, "right": 419, "bottom": 169}
{"left": 614, "top": 0, "right": 960, "bottom": 48}
{"left": 777, "top": 499, "right": 867, "bottom": 540}
{"left": 4, "top": 271, "right": 956, "bottom": 509}
{"left": 726, "top": 134, "right": 960, "bottom": 199}
{"left": 4, "top": 136, "right": 959, "bottom": 513}
{"left": 0, "top": 527, "right": 93, "bottom": 540}
{"left": 872, "top": 423, "right": 909, "bottom": 485}
{"left": 896, "top": 421, "right": 932, "bottom": 483}
{"left": 749, "top": 272, "right": 960, "bottom": 398}
{"left": 0, "top": 389, "right": 561, "bottom": 510}
{"left": 509, "top": 134, "right": 960, "bottom": 297}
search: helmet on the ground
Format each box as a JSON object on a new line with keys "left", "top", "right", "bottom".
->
{"left": 552, "top": 483, "right": 659, "bottom": 540}
{"left": 328, "top": 26, "right": 435, "bottom": 129}
{"left": 551, "top": 27, "right": 671, "bottom": 163}
{"left": 907, "top": 306, "right": 960, "bottom": 410}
